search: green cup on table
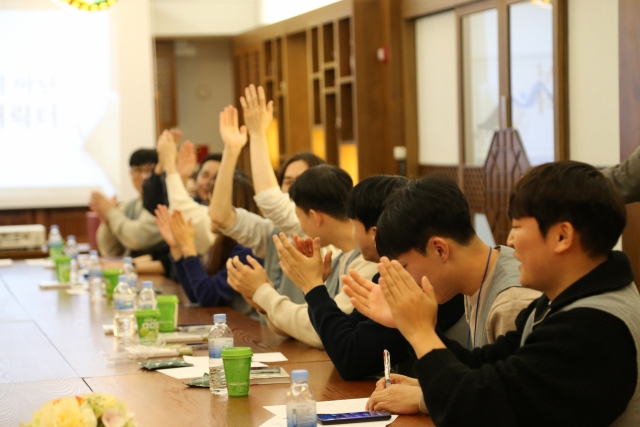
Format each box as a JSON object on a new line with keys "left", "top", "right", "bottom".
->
{"left": 102, "top": 268, "right": 120, "bottom": 298}
{"left": 156, "top": 295, "right": 179, "bottom": 332}
{"left": 222, "top": 347, "right": 253, "bottom": 397}
{"left": 135, "top": 309, "right": 160, "bottom": 345}
{"left": 54, "top": 256, "right": 71, "bottom": 283}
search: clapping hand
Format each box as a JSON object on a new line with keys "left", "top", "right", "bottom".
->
{"left": 226, "top": 255, "right": 272, "bottom": 298}
{"left": 342, "top": 269, "right": 396, "bottom": 328}
{"left": 272, "top": 233, "right": 325, "bottom": 294}
{"left": 378, "top": 257, "right": 444, "bottom": 356}
{"left": 293, "top": 234, "right": 333, "bottom": 282}
{"left": 89, "top": 191, "right": 117, "bottom": 219}
{"left": 154, "top": 205, "right": 182, "bottom": 259}
{"left": 169, "top": 210, "right": 197, "bottom": 257}
{"left": 156, "top": 130, "right": 178, "bottom": 174}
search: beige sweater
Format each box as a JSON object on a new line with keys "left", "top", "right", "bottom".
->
{"left": 96, "top": 198, "right": 164, "bottom": 256}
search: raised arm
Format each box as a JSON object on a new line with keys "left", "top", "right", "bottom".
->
{"left": 209, "top": 106, "right": 248, "bottom": 229}
{"left": 240, "top": 85, "right": 278, "bottom": 194}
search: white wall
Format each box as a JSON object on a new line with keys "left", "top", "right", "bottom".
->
{"left": 152, "top": 0, "right": 261, "bottom": 37}
{"left": 415, "top": 10, "right": 459, "bottom": 165}
{"left": 568, "top": 0, "right": 619, "bottom": 166}
{"left": 112, "top": 0, "right": 156, "bottom": 202}
{"left": 260, "top": 0, "right": 340, "bottom": 24}
{"left": 174, "top": 39, "right": 234, "bottom": 154}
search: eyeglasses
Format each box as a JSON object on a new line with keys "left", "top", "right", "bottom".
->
{"left": 130, "top": 164, "right": 156, "bottom": 175}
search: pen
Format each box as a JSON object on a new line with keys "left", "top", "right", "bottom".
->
{"left": 384, "top": 349, "right": 391, "bottom": 388}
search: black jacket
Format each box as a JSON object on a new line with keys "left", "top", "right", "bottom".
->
{"left": 417, "top": 251, "right": 637, "bottom": 427}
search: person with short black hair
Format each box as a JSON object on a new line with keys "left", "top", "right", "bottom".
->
{"left": 345, "top": 175, "right": 539, "bottom": 414}
{"left": 374, "top": 161, "right": 640, "bottom": 426}
{"left": 300, "top": 175, "right": 466, "bottom": 380}
{"left": 237, "top": 164, "right": 377, "bottom": 348}
{"left": 91, "top": 148, "right": 165, "bottom": 257}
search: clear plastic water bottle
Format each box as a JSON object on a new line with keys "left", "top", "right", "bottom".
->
{"left": 286, "top": 370, "right": 316, "bottom": 427}
{"left": 121, "top": 257, "right": 139, "bottom": 291}
{"left": 113, "top": 275, "right": 136, "bottom": 337}
{"left": 48, "top": 225, "right": 63, "bottom": 259}
{"left": 138, "top": 281, "right": 157, "bottom": 309}
{"left": 87, "top": 250, "right": 103, "bottom": 301}
{"left": 208, "top": 313, "right": 234, "bottom": 394}
{"left": 64, "top": 235, "right": 79, "bottom": 259}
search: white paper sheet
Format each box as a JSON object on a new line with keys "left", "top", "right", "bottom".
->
{"left": 25, "top": 258, "right": 55, "bottom": 268}
{"left": 0, "top": 259, "right": 13, "bottom": 267}
{"left": 253, "top": 352, "right": 288, "bottom": 362}
{"left": 261, "top": 398, "right": 398, "bottom": 426}
{"left": 156, "top": 356, "right": 268, "bottom": 379}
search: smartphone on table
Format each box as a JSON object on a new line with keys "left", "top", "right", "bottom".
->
{"left": 317, "top": 410, "right": 391, "bottom": 425}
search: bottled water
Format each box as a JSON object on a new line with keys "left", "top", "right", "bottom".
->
{"left": 286, "top": 370, "right": 316, "bottom": 427}
{"left": 121, "top": 257, "right": 139, "bottom": 291}
{"left": 208, "top": 313, "right": 234, "bottom": 394}
{"left": 87, "top": 250, "right": 103, "bottom": 301}
{"left": 138, "top": 281, "right": 157, "bottom": 309}
{"left": 113, "top": 275, "right": 135, "bottom": 337}
{"left": 64, "top": 235, "right": 79, "bottom": 259}
{"left": 48, "top": 225, "right": 63, "bottom": 259}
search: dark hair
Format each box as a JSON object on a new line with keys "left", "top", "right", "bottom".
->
{"left": 276, "top": 152, "right": 325, "bottom": 187}
{"left": 129, "top": 149, "right": 158, "bottom": 167}
{"left": 205, "top": 170, "right": 259, "bottom": 275}
{"left": 346, "top": 175, "right": 408, "bottom": 231}
{"left": 289, "top": 165, "right": 353, "bottom": 219}
{"left": 376, "top": 175, "right": 476, "bottom": 259}
{"left": 200, "top": 153, "right": 223, "bottom": 167}
{"left": 509, "top": 161, "right": 626, "bottom": 256}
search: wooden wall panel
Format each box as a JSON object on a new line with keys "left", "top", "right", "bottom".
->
{"left": 619, "top": 0, "right": 640, "bottom": 280}
{"left": 0, "top": 207, "right": 89, "bottom": 246}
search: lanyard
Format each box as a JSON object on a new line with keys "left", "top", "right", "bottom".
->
{"left": 467, "top": 246, "right": 493, "bottom": 349}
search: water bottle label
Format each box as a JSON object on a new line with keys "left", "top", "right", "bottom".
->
{"left": 114, "top": 299, "right": 134, "bottom": 310}
{"left": 209, "top": 338, "right": 233, "bottom": 358}
{"left": 286, "top": 403, "right": 316, "bottom": 427}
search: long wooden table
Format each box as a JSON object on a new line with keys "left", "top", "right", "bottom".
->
{"left": 0, "top": 262, "right": 433, "bottom": 426}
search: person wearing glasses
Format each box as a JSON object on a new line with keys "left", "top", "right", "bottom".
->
{"left": 90, "top": 149, "right": 165, "bottom": 259}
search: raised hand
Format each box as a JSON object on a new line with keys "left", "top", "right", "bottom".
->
{"left": 272, "top": 232, "right": 324, "bottom": 294}
{"left": 226, "top": 255, "right": 272, "bottom": 298}
{"left": 177, "top": 140, "right": 197, "bottom": 182}
{"left": 219, "top": 105, "right": 248, "bottom": 154}
{"left": 342, "top": 270, "right": 396, "bottom": 328}
{"left": 157, "top": 129, "right": 178, "bottom": 173}
{"left": 239, "top": 85, "right": 273, "bottom": 136}
{"left": 378, "top": 257, "right": 443, "bottom": 355}
{"left": 169, "top": 127, "right": 183, "bottom": 144}
{"left": 169, "top": 210, "right": 197, "bottom": 257}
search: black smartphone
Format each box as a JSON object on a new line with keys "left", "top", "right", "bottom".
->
{"left": 317, "top": 410, "right": 391, "bottom": 425}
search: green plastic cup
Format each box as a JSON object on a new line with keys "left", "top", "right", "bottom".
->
{"left": 102, "top": 268, "right": 120, "bottom": 298}
{"left": 54, "top": 256, "right": 71, "bottom": 283}
{"left": 222, "top": 347, "right": 253, "bottom": 397}
{"left": 156, "top": 295, "right": 179, "bottom": 332}
{"left": 135, "top": 309, "right": 160, "bottom": 345}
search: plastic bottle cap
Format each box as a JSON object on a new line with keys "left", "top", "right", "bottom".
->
{"left": 291, "top": 370, "right": 308, "bottom": 383}
{"left": 118, "top": 275, "right": 129, "bottom": 283}
{"left": 142, "top": 281, "right": 153, "bottom": 289}
{"left": 213, "top": 314, "right": 226, "bottom": 323}
{"left": 51, "top": 225, "right": 59, "bottom": 230}
{"left": 89, "top": 250, "right": 98, "bottom": 256}
{"left": 123, "top": 257, "right": 132, "bottom": 263}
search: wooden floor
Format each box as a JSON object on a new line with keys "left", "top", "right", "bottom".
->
{"left": 0, "top": 262, "right": 433, "bottom": 426}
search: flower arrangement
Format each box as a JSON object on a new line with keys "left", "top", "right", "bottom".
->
{"left": 21, "top": 392, "right": 135, "bottom": 427}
